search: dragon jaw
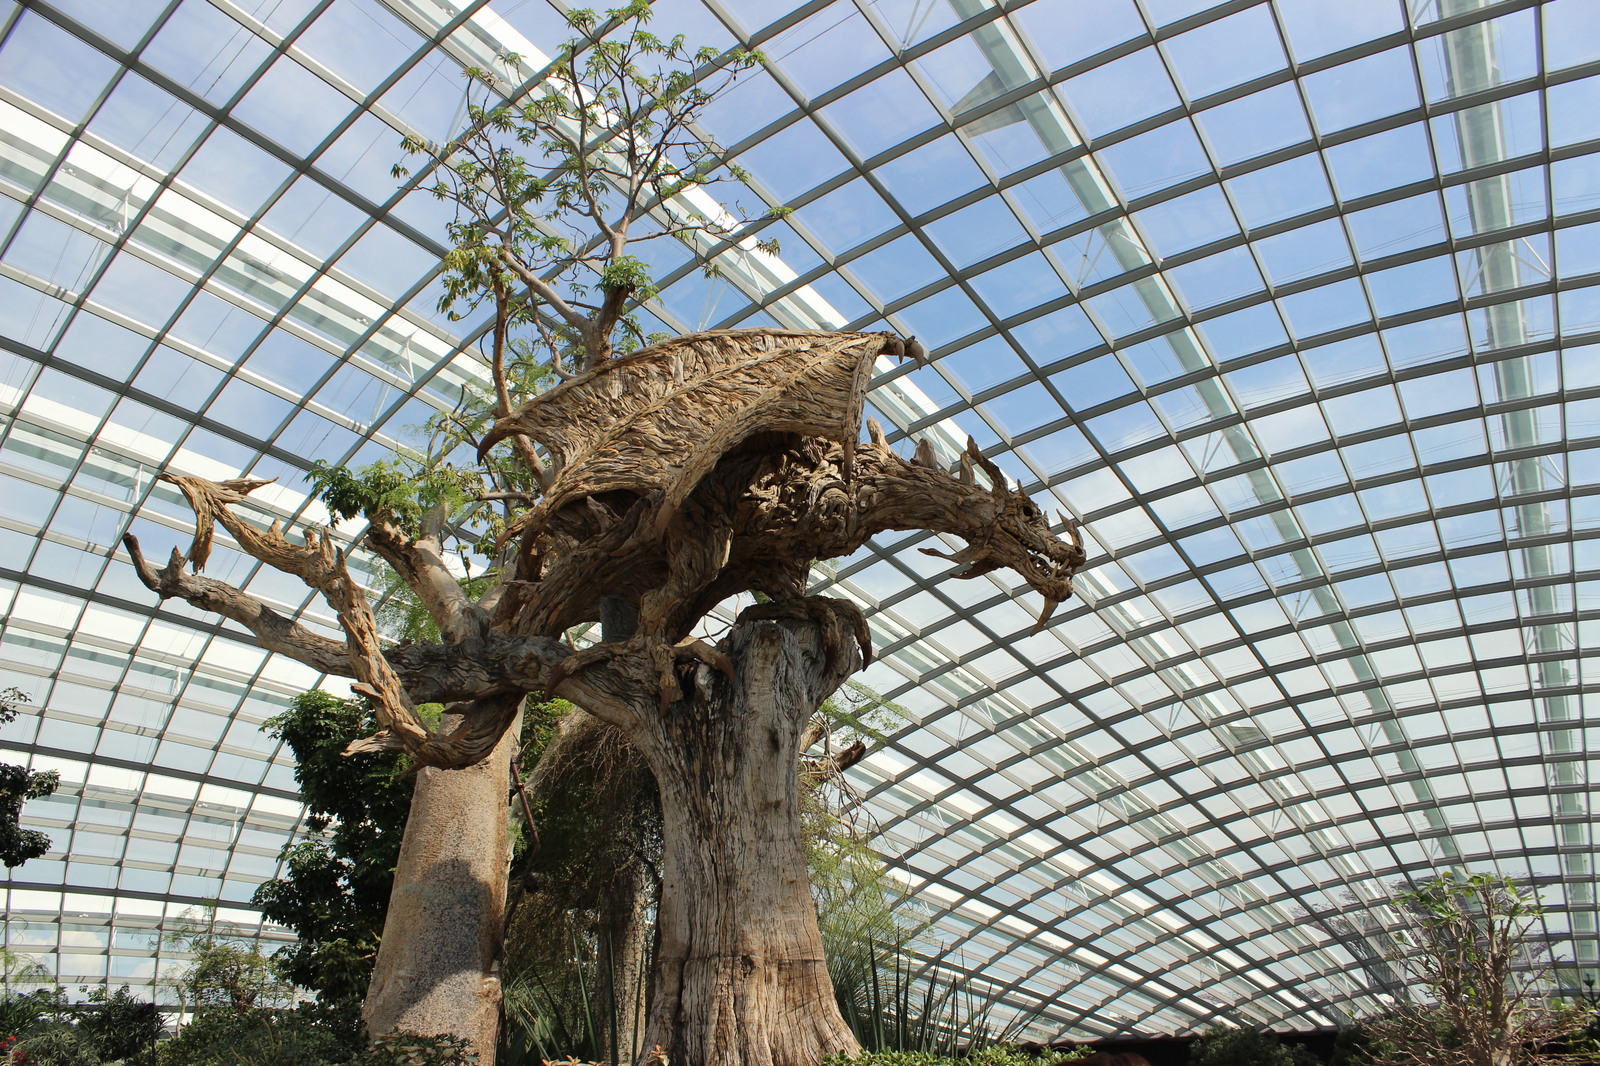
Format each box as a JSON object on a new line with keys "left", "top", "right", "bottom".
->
{"left": 915, "top": 439, "right": 1087, "bottom": 634}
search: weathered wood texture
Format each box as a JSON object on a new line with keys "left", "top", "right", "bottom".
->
{"left": 632, "top": 604, "right": 865, "bottom": 1066}
{"left": 362, "top": 702, "right": 520, "bottom": 1054}
{"left": 480, "top": 329, "right": 882, "bottom": 541}
{"left": 126, "top": 327, "right": 1087, "bottom": 1066}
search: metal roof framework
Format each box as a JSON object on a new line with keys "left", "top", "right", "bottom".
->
{"left": 0, "top": 0, "right": 1597, "bottom": 1038}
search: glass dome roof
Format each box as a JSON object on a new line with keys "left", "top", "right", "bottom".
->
{"left": 2, "top": 0, "right": 1599, "bottom": 1039}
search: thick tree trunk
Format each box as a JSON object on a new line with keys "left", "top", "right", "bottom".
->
{"left": 625, "top": 608, "right": 862, "bottom": 1066}
{"left": 363, "top": 701, "right": 521, "bottom": 1062}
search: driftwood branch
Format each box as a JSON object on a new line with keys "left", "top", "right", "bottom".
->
{"left": 159, "top": 473, "right": 435, "bottom": 757}
{"left": 127, "top": 520, "right": 641, "bottom": 763}
{"left": 801, "top": 739, "right": 867, "bottom": 786}
{"left": 123, "top": 533, "right": 354, "bottom": 676}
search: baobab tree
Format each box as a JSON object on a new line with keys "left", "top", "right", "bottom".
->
{"left": 124, "top": 6, "right": 1088, "bottom": 1064}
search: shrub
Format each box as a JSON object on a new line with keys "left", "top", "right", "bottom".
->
{"left": 1190, "top": 1026, "right": 1320, "bottom": 1066}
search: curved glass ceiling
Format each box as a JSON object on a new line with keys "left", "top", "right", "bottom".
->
{"left": 2, "top": 0, "right": 1599, "bottom": 1039}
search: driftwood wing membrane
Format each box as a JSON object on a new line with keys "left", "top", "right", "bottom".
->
{"left": 489, "top": 328, "right": 890, "bottom": 536}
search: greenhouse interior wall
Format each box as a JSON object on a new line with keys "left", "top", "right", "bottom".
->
{"left": 2, "top": 0, "right": 1600, "bottom": 1043}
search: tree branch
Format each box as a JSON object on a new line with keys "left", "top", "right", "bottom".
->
{"left": 497, "top": 247, "right": 590, "bottom": 335}
{"left": 123, "top": 533, "right": 354, "bottom": 677}
{"left": 128, "top": 522, "right": 643, "bottom": 763}
{"left": 487, "top": 274, "right": 553, "bottom": 490}
{"left": 159, "top": 474, "right": 434, "bottom": 759}
{"left": 362, "top": 518, "right": 489, "bottom": 644}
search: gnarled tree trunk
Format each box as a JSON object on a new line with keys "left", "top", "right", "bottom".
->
{"left": 621, "top": 606, "right": 863, "bottom": 1066}
{"left": 363, "top": 700, "right": 522, "bottom": 1062}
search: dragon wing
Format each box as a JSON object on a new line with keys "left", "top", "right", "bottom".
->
{"left": 482, "top": 328, "right": 896, "bottom": 539}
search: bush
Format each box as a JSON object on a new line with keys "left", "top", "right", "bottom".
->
{"left": 155, "top": 1006, "right": 350, "bottom": 1066}
{"left": 73, "top": 984, "right": 163, "bottom": 1061}
{"left": 11, "top": 1024, "right": 100, "bottom": 1066}
{"left": 1190, "top": 1026, "right": 1320, "bottom": 1066}
{"left": 0, "top": 986, "right": 66, "bottom": 1042}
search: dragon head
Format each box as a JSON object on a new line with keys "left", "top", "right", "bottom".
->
{"left": 916, "top": 438, "right": 1087, "bottom": 634}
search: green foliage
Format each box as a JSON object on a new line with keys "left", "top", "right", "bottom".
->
{"left": 11, "top": 1023, "right": 102, "bottom": 1066}
{"left": 154, "top": 1003, "right": 352, "bottom": 1066}
{"left": 74, "top": 984, "right": 163, "bottom": 1061}
{"left": 0, "top": 987, "right": 61, "bottom": 1040}
{"left": 0, "top": 978, "right": 163, "bottom": 1066}
{"left": 163, "top": 914, "right": 293, "bottom": 1016}
{"left": 304, "top": 359, "right": 547, "bottom": 587}
{"left": 597, "top": 256, "right": 656, "bottom": 301}
{"left": 0, "top": 947, "right": 57, "bottom": 1039}
{"left": 155, "top": 910, "right": 364, "bottom": 1065}
{"left": 307, "top": 461, "right": 421, "bottom": 527}
{"left": 0, "top": 687, "right": 59, "bottom": 869}
{"left": 500, "top": 938, "right": 607, "bottom": 1065}
{"left": 0, "top": 991, "right": 68, "bottom": 1050}
{"left": 829, "top": 942, "right": 1039, "bottom": 1055}
{"left": 817, "top": 680, "right": 903, "bottom": 750}
{"left": 252, "top": 692, "right": 413, "bottom": 1017}
{"left": 305, "top": 458, "right": 483, "bottom": 539}
{"left": 396, "top": 1, "right": 774, "bottom": 372}
{"left": 502, "top": 711, "right": 659, "bottom": 1065}
{"left": 1190, "top": 1026, "right": 1320, "bottom": 1066}
{"left": 1356, "top": 872, "right": 1588, "bottom": 1066}
{"left": 808, "top": 684, "right": 919, "bottom": 1049}
{"left": 359, "top": 1031, "right": 476, "bottom": 1065}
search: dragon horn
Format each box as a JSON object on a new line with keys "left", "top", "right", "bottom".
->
{"left": 1031, "top": 596, "right": 1062, "bottom": 635}
{"left": 965, "top": 437, "right": 1008, "bottom": 497}
{"left": 1058, "top": 510, "right": 1083, "bottom": 550}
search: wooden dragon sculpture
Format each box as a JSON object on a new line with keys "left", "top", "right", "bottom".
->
{"left": 126, "top": 328, "right": 1086, "bottom": 768}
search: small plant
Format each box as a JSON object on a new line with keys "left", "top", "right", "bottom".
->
{"left": 830, "top": 939, "right": 1040, "bottom": 1056}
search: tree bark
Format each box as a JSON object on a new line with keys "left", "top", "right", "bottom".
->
{"left": 363, "top": 699, "right": 521, "bottom": 1062}
{"left": 622, "top": 607, "right": 863, "bottom": 1066}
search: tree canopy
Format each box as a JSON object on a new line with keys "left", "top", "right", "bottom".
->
{"left": 0, "top": 686, "right": 58, "bottom": 869}
{"left": 1360, "top": 872, "right": 1587, "bottom": 1066}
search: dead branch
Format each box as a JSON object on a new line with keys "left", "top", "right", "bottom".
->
{"left": 123, "top": 533, "right": 354, "bottom": 676}
{"left": 159, "top": 473, "right": 434, "bottom": 757}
